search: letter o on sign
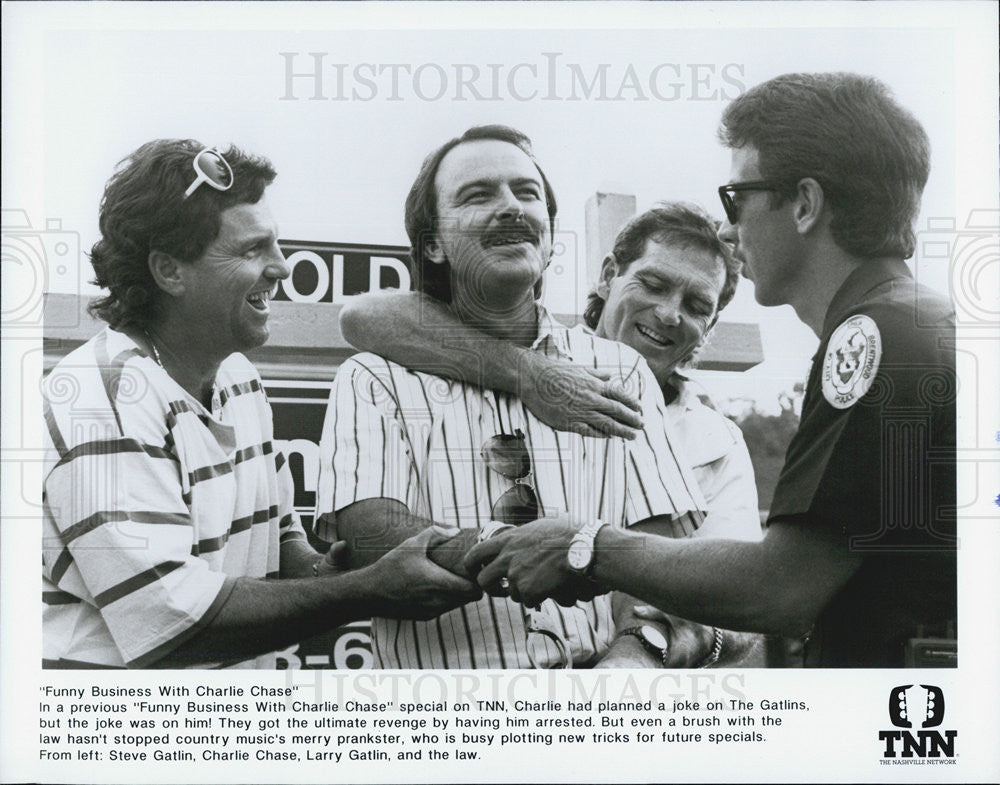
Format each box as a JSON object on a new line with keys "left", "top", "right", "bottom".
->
{"left": 281, "top": 251, "right": 330, "bottom": 302}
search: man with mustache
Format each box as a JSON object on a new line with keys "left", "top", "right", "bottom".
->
{"left": 316, "top": 126, "right": 706, "bottom": 668}
{"left": 41, "top": 139, "right": 480, "bottom": 669}
{"left": 337, "top": 201, "right": 764, "bottom": 667}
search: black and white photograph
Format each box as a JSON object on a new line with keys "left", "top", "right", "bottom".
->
{"left": 2, "top": 1, "right": 998, "bottom": 782}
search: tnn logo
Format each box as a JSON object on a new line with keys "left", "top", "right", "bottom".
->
{"left": 880, "top": 684, "right": 957, "bottom": 758}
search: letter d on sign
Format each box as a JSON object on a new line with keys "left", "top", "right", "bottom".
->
{"left": 370, "top": 256, "right": 410, "bottom": 292}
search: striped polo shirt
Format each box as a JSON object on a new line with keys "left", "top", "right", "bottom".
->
{"left": 316, "top": 308, "right": 705, "bottom": 668}
{"left": 42, "top": 328, "right": 306, "bottom": 668}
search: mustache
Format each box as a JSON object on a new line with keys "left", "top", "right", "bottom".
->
{"left": 480, "top": 225, "right": 538, "bottom": 247}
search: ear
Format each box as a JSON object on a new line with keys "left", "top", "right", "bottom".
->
{"left": 425, "top": 235, "right": 446, "bottom": 265}
{"left": 596, "top": 253, "right": 619, "bottom": 298}
{"left": 792, "top": 177, "right": 825, "bottom": 236}
{"left": 148, "top": 250, "right": 187, "bottom": 297}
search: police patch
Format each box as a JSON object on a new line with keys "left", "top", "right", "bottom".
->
{"left": 821, "top": 314, "right": 882, "bottom": 409}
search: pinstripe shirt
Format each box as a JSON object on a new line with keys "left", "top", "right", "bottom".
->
{"left": 316, "top": 308, "right": 705, "bottom": 668}
{"left": 42, "top": 328, "right": 307, "bottom": 668}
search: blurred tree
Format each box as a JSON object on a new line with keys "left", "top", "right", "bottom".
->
{"left": 730, "top": 383, "right": 807, "bottom": 667}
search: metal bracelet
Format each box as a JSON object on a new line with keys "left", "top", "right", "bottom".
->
{"left": 698, "top": 627, "right": 724, "bottom": 668}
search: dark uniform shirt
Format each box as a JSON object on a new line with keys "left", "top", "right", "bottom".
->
{"left": 768, "top": 258, "right": 956, "bottom": 667}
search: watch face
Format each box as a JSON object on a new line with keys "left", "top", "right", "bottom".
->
{"left": 567, "top": 539, "right": 591, "bottom": 571}
{"left": 641, "top": 625, "right": 668, "bottom": 651}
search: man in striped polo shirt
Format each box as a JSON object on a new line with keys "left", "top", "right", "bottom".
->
{"left": 317, "top": 126, "right": 706, "bottom": 668}
{"left": 42, "top": 140, "right": 480, "bottom": 669}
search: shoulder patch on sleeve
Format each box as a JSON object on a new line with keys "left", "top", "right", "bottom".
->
{"left": 821, "top": 314, "right": 882, "bottom": 409}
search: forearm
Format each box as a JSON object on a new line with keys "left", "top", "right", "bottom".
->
{"left": 280, "top": 538, "right": 321, "bottom": 578}
{"left": 341, "top": 291, "right": 531, "bottom": 395}
{"left": 469, "top": 517, "right": 858, "bottom": 640}
{"left": 591, "top": 528, "right": 810, "bottom": 637}
{"left": 341, "top": 292, "right": 643, "bottom": 439}
{"left": 156, "top": 569, "right": 388, "bottom": 667}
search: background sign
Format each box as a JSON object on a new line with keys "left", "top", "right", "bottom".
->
{"left": 276, "top": 240, "right": 411, "bottom": 304}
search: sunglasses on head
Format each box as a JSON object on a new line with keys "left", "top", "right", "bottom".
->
{"left": 184, "top": 146, "right": 234, "bottom": 200}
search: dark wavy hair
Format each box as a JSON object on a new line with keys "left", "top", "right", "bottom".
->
{"left": 403, "top": 125, "right": 558, "bottom": 304}
{"left": 583, "top": 202, "right": 740, "bottom": 330}
{"left": 87, "top": 139, "right": 277, "bottom": 329}
{"left": 719, "top": 72, "right": 930, "bottom": 260}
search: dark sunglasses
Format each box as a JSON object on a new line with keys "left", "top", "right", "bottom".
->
{"left": 717, "top": 180, "right": 795, "bottom": 225}
{"left": 183, "top": 146, "right": 234, "bottom": 200}
{"left": 481, "top": 429, "right": 538, "bottom": 526}
{"left": 480, "top": 429, "right": 571, "bottom": 667}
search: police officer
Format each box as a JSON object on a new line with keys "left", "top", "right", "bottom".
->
{"left": 466, "top": 72, "right": 957, "bottom": 668}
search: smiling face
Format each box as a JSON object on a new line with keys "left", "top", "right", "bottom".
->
{"left": 717, "top": 146, "right": 801, "bottom": 307}
{"left": 595, "top": 238, "right": 725, "bottom": 386}
{"left": 178, "top": 198, "right": 289, "bottom": 357}
{"left": 427, "top": 139, "right": 552, "bottom": 310}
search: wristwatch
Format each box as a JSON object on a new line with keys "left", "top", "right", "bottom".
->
{"left": 619, "top": 625, "right": 668, "bottom": 663}
{"left": 567, "top": 519, "right": 607, "bottom": 577}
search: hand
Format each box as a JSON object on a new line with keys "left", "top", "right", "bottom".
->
{"left": 425, "top": 528, "right": 481, "bottom": 579}
{"left": 315, "top": 541, "right": 350, "bottom": 578}
{"left": 366, "top": 526, "right": 484, "bottom": 620}
{"left": 520, "top": 353, "right": 642, "bottom": 440}
{"left": 632, "top": 605, "right": 716, "bottom": 668}
{"left": 464, "top": 515, "right": 600, "bottom": 607}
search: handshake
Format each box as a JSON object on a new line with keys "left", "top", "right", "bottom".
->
{"left": 319, "top": 515, "right": 608, "bottom": 620}
{"left": 429, "top": 515, "right": 608, "bottom": 608}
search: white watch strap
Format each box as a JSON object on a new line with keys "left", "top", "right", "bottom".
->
{"left": 568, "top": 519, "right": 607, "bottom": 575}
{"left": 576, "top": 519, "right": 606, "bottom": 542}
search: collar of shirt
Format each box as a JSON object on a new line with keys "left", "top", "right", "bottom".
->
{"left": 665, "top": 372, "right": 696, "bottom": 410}
{"left": 821, "top": 257, "right": 913, "bottom": 339}
{"left": 661, "top": 370, "right": 692, "bottom": 407}
{"left": 112, "top": 327, "right": 231, "bottom": 422}
{"left": 530, "top": 305, "right": 575, "bottom": 361}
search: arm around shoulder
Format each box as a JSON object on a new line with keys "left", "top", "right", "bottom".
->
{"left": 340, "top": 292, "right": 643, "bottom": 437}
{"left": 340, "top": 290, "right": 528, "bottom": 393}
